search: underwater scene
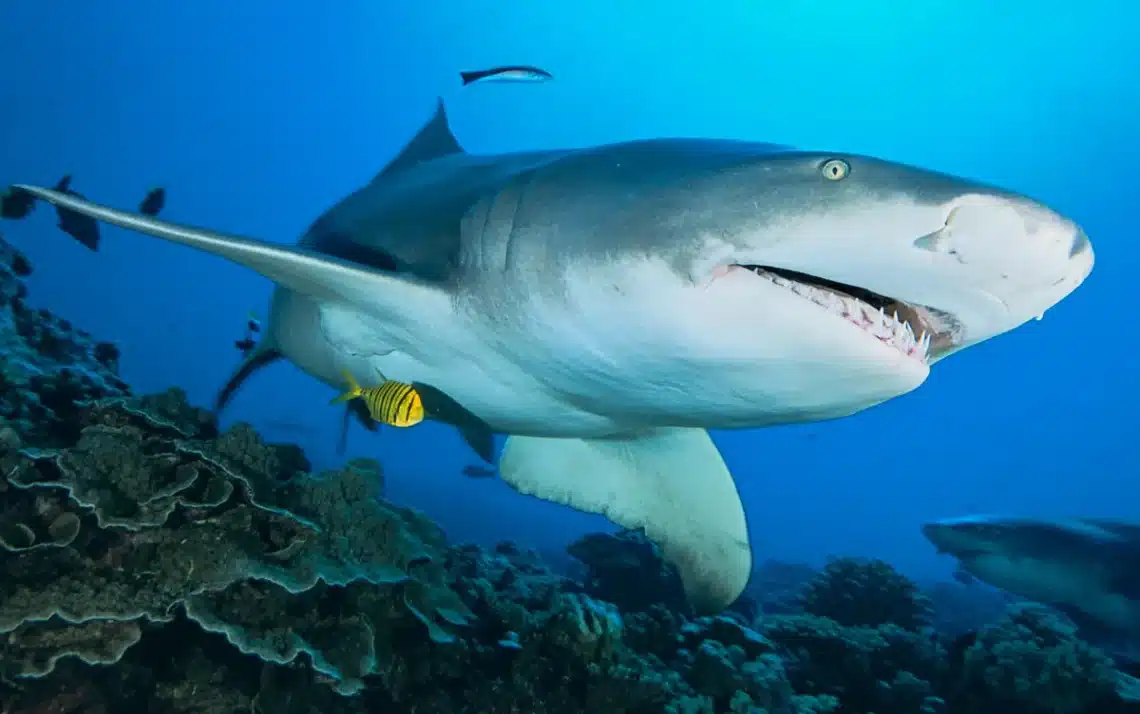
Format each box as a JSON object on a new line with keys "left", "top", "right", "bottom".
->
{"left": 0, "top": 2, "right": 1136, "bottom": 713}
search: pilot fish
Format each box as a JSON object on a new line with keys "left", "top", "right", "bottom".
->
{"left": 459, "top": 65, "right": 552, "bottom": 86}
{"left": 331, "top": 369, "right": 424, "bottom": 427}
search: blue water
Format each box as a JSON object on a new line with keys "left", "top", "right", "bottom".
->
{"left": 2, "top": 1, "right": 1135, "bottom": 582}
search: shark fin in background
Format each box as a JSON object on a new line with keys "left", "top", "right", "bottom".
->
{"left": 215, "top": 346, "right": 283, "bottom": 416}
{"left": 498, "top": 427, "right": 749, "bottom": 614}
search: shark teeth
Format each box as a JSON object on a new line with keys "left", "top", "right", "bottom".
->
{"left": 749, "top": 267, "right": 931, "bottom": 363}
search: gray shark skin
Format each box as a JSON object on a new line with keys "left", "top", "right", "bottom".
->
{"left": 923, "top": 515, "right": 1140, "bottom": 640}
{"left": 9, "top": 99, "right": 1093, "bottom": 614}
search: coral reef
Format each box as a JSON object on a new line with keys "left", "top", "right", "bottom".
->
{"left": 951, "top": 603, "right": 1122, "bottom": 714}
{"left": 798, "top": 555, "right": 933, "bottom": 631}
{"left": 568, "top": 528, "right": 693, "bottom": 617}
{"left": 1, "top": 229, "right": 1138, "bottom": 713}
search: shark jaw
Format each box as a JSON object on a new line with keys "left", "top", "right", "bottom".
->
{"left": 731, "top": 265, "right": 936, "bottom": 363}
{"left": 715, "top": 190, "right": 1096, "bottom": 375}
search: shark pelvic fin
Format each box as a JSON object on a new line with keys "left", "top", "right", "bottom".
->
{"left": 498, "top": 428, "right": 750, "bottom": 614}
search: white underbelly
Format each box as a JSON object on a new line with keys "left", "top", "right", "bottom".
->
{"left": 274, "top": 291, "right": 620, "bottom": 437}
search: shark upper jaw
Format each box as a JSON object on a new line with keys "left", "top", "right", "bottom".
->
{"left": 727, "top": 264, "right": 942, "bottom": 364}
{"left": 718, "top": 192, "right": 1095, "bottom": 368}
{"left": 921, "top": 521, "right": 1000, "bottom": 557}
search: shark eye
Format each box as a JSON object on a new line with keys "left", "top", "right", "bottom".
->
{"left": 821, "top": 159, "right": 850, "bottom": 181}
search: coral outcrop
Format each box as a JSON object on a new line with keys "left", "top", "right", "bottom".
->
{"left": 0, "top": 228, "right": 1137, "bottom": 714}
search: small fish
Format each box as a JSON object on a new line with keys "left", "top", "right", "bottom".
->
{"left": 138, "top": 187, "right": 166, "bottom": 216}
{"left": 460, "top": 65, "right": 552, "bottom": 86}
{"left": 51, "top": 175, "right": 101, "bottom": 251}
{"left": 233, "top": 311, "right": 262, "bottom": 358}
{"left": 330, "top": 369, "right": 424, "bottom": 427}
{"left": 0, "top": 185, "right": 35, "bottom": 220}
{"left": 234, "top": 337, "right": 257, "bottom": 358}
{"left": 462, "top": 464, "right": 497, "bottom": 479}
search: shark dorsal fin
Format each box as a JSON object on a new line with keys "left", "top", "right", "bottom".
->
{"left": 375, "top": 99, "right": 463, "bottom": 181}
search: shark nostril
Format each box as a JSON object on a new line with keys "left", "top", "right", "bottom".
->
{"left": 1069, "top": 228, "right": 1091, "bottom": 259}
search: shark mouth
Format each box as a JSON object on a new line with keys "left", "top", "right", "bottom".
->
{"left": 736, "top": 265, "right": 958, "bottom": 362}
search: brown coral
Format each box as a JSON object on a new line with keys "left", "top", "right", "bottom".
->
{"left": 0, "top": 389, "right": 473, "bottom": 707}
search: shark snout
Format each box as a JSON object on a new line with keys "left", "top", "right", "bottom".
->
{"left": 921, "top": 517, "right": 1004, "bottom": 558}
{"left": 919, "top": 194, "right": 1092, "bottom": 288}
{"left": 913, "top": 193, "right": 1093, "bottom": 357}
{"left": 921, "top": 522, "right": 955, "bottom": 553}
{"left": 1069, "top": 226, "right": 1092, "bottom": 259}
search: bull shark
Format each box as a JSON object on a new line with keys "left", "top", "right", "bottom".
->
{"left": 7, "top": 98, "right": 1093, "bottom": 614}
{"left": 923, "top": 515, "right": 1140, "bottom": 643}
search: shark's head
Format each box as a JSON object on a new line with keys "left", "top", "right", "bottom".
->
{"left": 717, "top": 151, "right": 1093, "bottom": 357}
{"left": 922, "top": 514, "right": 1057, "bottom": 561}
{"left": 922, "top": 515, "right": 1140, "bottom": 632}
{"left": 530, "top": 144, "right": 1094, "bottom": 429}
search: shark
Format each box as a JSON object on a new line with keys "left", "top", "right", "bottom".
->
{"left": 8, "top": 98, "right": 1094, "bottom": 614}
{"left": 923, "top": 515, "right": 1140, "bottom": 646}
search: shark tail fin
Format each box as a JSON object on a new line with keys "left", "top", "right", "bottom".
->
{"left": 329, "top": 369, "right": 363, "bottom": 405}
{"left": 215, "top": 345, "right": 283, "bottom": 416}
{"left": 499, "top": 428, "right": 750, "bottom": 614}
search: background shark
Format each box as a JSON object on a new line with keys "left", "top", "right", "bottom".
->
{"left": 924, "top": 514, "right": 1140, "bottom": 657}
{"left": 8, "top": 98, "right": 1094, "bottom": 614}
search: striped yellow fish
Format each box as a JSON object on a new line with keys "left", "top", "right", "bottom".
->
{"left": 330, "top": 369, "right": 425, "bottom": 427}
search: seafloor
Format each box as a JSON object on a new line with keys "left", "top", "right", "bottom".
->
{"left": 0, "top": 230, "right": 1137, "bottom": 714}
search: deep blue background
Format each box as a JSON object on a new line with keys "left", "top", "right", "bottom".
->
{"left": 2, "top": 1, "right": 1135, "bottom": 580}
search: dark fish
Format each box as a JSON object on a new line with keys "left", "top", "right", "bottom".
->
{"left": 0, "top": 185, "right": 35, "bottom": 219}
{"left": 138, "top": 187, "right": 166, "bottom": 216}
{"left": 460, "top": 65, "right": 553, "bottom": 86}
{"left": 51, "top": 175, "right": 100, "bottom": 251}
{"left": 462, "top": 464, "right": 497, "bottom": 479}
{"left": 235, "top": 337, "right": 257, "bottom": 357}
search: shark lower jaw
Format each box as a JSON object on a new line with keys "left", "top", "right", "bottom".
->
{"left": 731, "top": 264, "right": 955, "bottom": 364}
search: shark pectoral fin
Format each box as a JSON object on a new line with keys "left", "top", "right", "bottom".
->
{"left": 9, "top": 185, "right": 451, "bottom": 328}
{"left": 498, "top": 428, "right": 750, "bottom": 614}
{"left": 215, "top": 347, "right": 283, "bottom": 416}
